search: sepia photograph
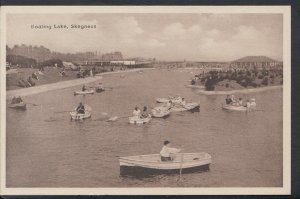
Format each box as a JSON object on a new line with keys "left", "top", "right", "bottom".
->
{"left": 0, "top": 6, "right": 291, "bottom": 195}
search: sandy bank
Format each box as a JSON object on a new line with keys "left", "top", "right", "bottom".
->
{"left": 197, "top": 85, "right": 283, "bottom": 95}
{"left": 6, "top": 68, "right": 152, "bottom": 98}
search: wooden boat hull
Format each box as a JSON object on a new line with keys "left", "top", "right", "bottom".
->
{"left": 8, "top": 102, "right": 27, "bottom": 110}
{"left": 70, "top": 105, "right": 92, "bottom": 120}
{"left": 128, "top": 116, "right": 151, "bottom": 124}
{"left": 156, "top": 97, "right": 182, "bottom": 104}
{"left": 74, "top": 90, "right": 94, "bottom": 95}
{"left": 95, "top": 88, "right": 105, "bottom": 93}
{"left": 170, "top": 102, "right": 200, "bottom": 112}
{"left": 222, "top": 105, "right": 247, "bottom": 111}
{"left": 151, "top": 107, "right": 171, "bottom": 118}
{"left": 119, "top": 153, "right": 211, "bottom": 170}
{"left": 120, "top": 164, "right": 210, "bottom": 177}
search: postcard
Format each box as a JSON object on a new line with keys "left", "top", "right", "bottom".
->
{"left": 0, "top": 6, "right": 291, "bottom": 195}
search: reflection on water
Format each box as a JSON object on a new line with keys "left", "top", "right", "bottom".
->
{"left": 6, "top": 69, "right": 282, "bottom": 187}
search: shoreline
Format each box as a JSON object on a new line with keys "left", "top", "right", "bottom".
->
{"left": 6, "top": 68, "right": 153, "bottom": 99}
{"left": 197, "top": 85, "right": 283, "bottom": 95}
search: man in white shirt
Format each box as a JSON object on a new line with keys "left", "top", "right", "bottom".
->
{"left": 160, "top": 140, "right": 181, "bottom": 161}
{"left": 181, "top": 98, "right": 186, "bottom": 106}
{"left": 250, "top": 98, "right": 257, "bottom": 110}
{"left": 132, "top": 107, "right": 141, "bottom": 119}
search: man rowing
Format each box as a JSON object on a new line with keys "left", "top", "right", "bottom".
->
{"left": 160, "top": 140, "right": 182, "bottom": 161}
{"left": 76, "top": 102, "right": 85, "bottom": 114}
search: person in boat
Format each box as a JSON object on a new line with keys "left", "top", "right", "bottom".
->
{"left": 76, "top": 102, "right": 85, "bottom": 114}
{"left": 245, "top": 100, "right": 251, "bottom": 109}
{"left": 11, "top": 96, "right": 23, "bottom": 104}
{"left": 132, "top": 106, "right": 141, "bottom": 119}
{"left": 230, "top": 95, "right": 237, "bottom": 105}
{"left": 225, "top": 95, "right": 232, "bottom": 105}
{"left": 181, "top": 98, "right": 186, "bottom": 106}
{"left": 141, "top": 106, "right": 150, "bottom": 118}
{"left": 96, "top": 83, "right": 104, "bottom": 92}
{"left": 237, "top": 97, "right": 243, "bottom": 106}
{"left": 165, "top": 100, "right": 173, "bottom": 110}
{"left": 160, "top": 140, "right": 182, "bottom": 161}
{"left": 82, "top": 84, "right": 87, "bottom": 91}
{"left": 250, "top": 98, "right": 257, "bottom": 109}
{"left": 191, "top": 78, "right": 196, "bottom": 85}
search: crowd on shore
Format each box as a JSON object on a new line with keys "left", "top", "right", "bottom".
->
{"left": 190, "top": 68, "right": 283, "bottom": 91}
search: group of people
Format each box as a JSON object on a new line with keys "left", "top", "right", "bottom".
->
{"left": 11, "top": 96, "right": 23, "bottom": 104}
{"left": 59, "top": 69, "right": 67, "bottom": 77}
{"left": 165, "top": 97, "right": 186, "bottom": 109}
{"left": 77, "top": 69, "right": 94, "bottom": 78}
{"left": 225, "top": 95, "right": 256, "bottom": 108}
{"left": 18, "top": 76, "right": 36, "bottom": 88}
{"left": 132, "top": 106, "right": 150, "bottom": 119}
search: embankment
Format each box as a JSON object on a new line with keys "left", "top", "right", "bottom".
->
{"left": 197, "top": 85, "right": 283, "bottom": 95}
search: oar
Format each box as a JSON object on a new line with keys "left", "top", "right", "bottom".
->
{"left": 179, "top": 153, "right": 184, "bottom": 180}
{"left": 54, "top": 110, "right": 71, "bottom": 114}
{"left": 26, "top": 102, "right": 38, "bottom": 106}
{"left": 107, "top": 115, "right": 130, "bottom": 122}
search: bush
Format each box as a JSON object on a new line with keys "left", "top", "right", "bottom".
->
{"left": 261, "top": 77, "right": 269, "bottom": 86}
{"left": 205, "top": 79, "right": 216, "bottom": 91}
{"left": 6, "top": 54, "right": 37, "bottom": 68}
{"left": 250, "top": 82, "right": 258, "bottom": 88}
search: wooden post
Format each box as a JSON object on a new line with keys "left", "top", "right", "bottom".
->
{"left": 179, "top": 153, "right": 184, "bottom": 180}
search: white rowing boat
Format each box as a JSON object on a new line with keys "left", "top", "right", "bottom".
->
{"left": 222, "top": 104, "right": 257, "bottom": 112}
{"left": 151, "top": 107, "right": 171, "bottom": 118}
{"left": 156, "top": 97, "right": 182, "bottom": 104}
{"left": 222, "top": 104, "right": 248, "bottom": 111}
{"left": 129, "top": 115, "right": 151, "bottom": 124}
{"left": 119, "top": 152, "right": 211, "bottom": 171}
{"left": 70, "top": 104, "right": 92, "bottom": 120}
{"left": 74, "top": 90, "right": 95, "bottom": 95}
{"left": 170, "top": 102, "right": 200, "bottom": 112}
{"left": 8, "top": 102, "right": 27, "bottom": 110}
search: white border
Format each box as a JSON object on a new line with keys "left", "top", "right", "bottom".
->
{"left": 0, "top": 6, "right": 291, "bottom": 195}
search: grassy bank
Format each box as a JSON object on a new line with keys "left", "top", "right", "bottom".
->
{"left": 6, "top": 67, "right": 79, "bottom": 91}
{"left": 6, "top": 68, "right": 152, "bottom": 98}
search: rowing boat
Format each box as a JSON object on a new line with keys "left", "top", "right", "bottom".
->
{"left": 128, "top": 116, "right": 151, "bottom": 124}
{"left": 119, "top": 152, "right": 211, "bottom": 176}
{"left": 74, "top": 90, "right": 95, "bottom": 95}
{"left": 95, "top": 88, "right": 105, "bottom": 93}
{"left": 222, "top": 105, "right": 248, "bottom": 111}
{"left": 170, "top": 102, "right": 200, "bottom": 112}
{"left": 151, "top": 107, "right": 171, "bottom": 118}
{"left": 156, "top": 97, "right": 182, "bottom": 104}
{"left": 8, "top": 102, "right": 27, "bottom": 110}
{"left": 70, "top": 105, "right": 92, "bottom": 120}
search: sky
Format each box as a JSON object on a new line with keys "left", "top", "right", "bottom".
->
{"left": 7, "top": 13, "right": 283, "bottom": 61}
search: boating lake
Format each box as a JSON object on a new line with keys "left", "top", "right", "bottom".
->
{"left": 6, "top": 68, "right": 283, "bottom": 187}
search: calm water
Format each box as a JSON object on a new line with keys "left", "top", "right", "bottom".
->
{"left": 6, "top": 68, "right": 283, "bottom": 187}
